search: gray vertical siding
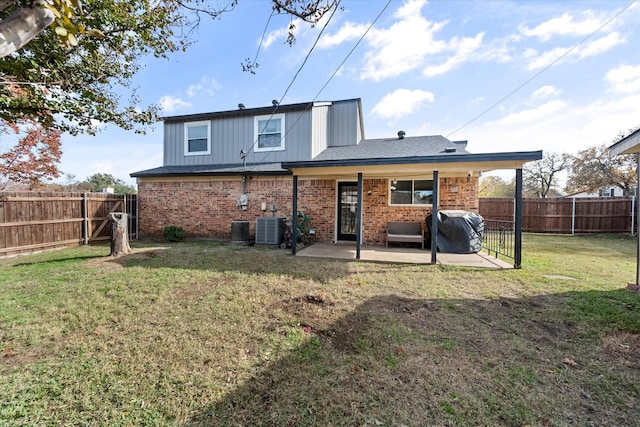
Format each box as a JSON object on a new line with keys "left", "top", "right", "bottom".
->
{"left": 164, "top": 110, "right": 313, "bottom": 166}
{"left": 328, "top": 100, "right": 360, "bottom": 147}
{"left": 163, "top": 100, "right": 361, "bottom": 166}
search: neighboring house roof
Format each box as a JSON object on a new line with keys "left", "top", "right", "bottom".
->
{"left": 130, "top": 163, "right": 289, "bottom": 178}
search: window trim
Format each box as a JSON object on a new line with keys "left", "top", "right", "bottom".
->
{"left": 254, "top": 114, "right": 285, "bottom": 153}
{"left": 389, "top": 178, "right": 434, "bottom": 206}
{"left": 184, "top": 121, "right": 211, "bottom": 156}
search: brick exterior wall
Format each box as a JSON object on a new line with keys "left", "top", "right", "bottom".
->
{"left": 137, "top": 175, "right": 479, "bottom": 245}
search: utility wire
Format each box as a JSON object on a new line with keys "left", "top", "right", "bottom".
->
{"left": 446, "top": 0, "right": 637, "bottom": 139}
{"left": 248, "top": 0, "right": 392, "bottom": 168}
{"left": 245, "top": 9, "right": 276, "bottom": 73}
{"left": 245, "top": 0, "right": 341, "bottom": 160}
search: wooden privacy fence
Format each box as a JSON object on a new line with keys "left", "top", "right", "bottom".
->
{"left": 479, "top": 197, "right": 636, "bottom": 234}
{"left": 0, "top": 192, "right": 137, "bottom": 257}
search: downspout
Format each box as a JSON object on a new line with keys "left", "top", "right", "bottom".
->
{"left": 82, "top": 192, "right": 89, "bottom": 245}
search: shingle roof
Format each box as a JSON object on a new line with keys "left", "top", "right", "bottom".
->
{"left": 160, "top": 98, "right": 358, "bottom": 123}
{"left": 130, "top": 163, "right": 289, "bottom": 178}
{"left": 313, "top": 136, "right": 468, "bottom": 161}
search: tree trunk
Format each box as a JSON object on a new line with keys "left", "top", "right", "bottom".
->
{"left": 109, "top": 212, "right": 131, "bottom": 256}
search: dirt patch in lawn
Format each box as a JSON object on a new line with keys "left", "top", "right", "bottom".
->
{"left": 269, "top": 294, "right": 336, "bottom": 329}
{"left": 602, "top": 332, "right": 640, "bottom": 365}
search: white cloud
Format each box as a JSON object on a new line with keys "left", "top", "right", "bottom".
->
{"left": 317, "top": 21, "right": 369, "bottom": 49}
{"left": 526, "top": 32, "right": 624, "bottom": 71}
{"left": 187, "top": 77, "right": 222, "bottom": 98}
{"left": 493, "top": 100, "right": 567, "bottom": 125}
{"left": 423, "top": 33, "right": 484, "bottom": 77}
{"left": 519, "top": 11, "right": 604, "bottom": 41}
{"left": 579, "top": 31, "right": 625, "bottom": 58}
{"left": 467, "top": 91, "right": 640, "bottom": 159}
{"left": 263, "top": 25, "right": 291, "bottom": 49}
{"left": 532, "top": 85, "right": 561, "bottom": 100}
{"left": 606, "top": 64, "right": 640, "bottom": 94}
{"left": 359, "top": 1, "right": 448, "bottom": 81}
{"left": 372, "top": 89, "right": 434, "bottom": 120}
{"left": 159, "top": 96, "right": 191, "bottom": 113}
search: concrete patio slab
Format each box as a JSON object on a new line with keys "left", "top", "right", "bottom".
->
{"left": 295, "top": 243, "right": 513, "bottom": 269}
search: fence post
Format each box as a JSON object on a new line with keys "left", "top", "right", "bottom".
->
{"left": 631, "top": 195, "right": 635, "bottom": 236}
{"left": 571, "top": 197, "right": 576, "bottom": 235}
{"left": 124, "top": 194, "right": 130, "bottom": 240}
{"left": 135, "top": 195, "right": 139, "bottom": 240}
{"left": 82, "top": 192, "right": 89, "bottom": 245}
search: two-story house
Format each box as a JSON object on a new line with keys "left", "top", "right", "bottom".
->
{"left": 131, "top": 98, "right": 541, "bottom": 248}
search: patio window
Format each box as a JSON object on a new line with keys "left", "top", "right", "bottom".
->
{"left": 254, "top": 114, "right": 285, "bottom": 152}
{"left": 184, "top": 121, "right": 211, "bottom": 156}
{"left": 389, "top": 179, "right": 434, "bottom": 205}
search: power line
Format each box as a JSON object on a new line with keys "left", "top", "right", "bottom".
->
{"left": 242, "top": 9, "right": 275, "bottom": 74}
{"left": 446, "top": 0, "right": 637, "bottom": 139}
{"left": 245, "top": 0, "right": 342, "bottom": 161}
{"left": 248, "top": 0, "right": 392, "bottom": 168}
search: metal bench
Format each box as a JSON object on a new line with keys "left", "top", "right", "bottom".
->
{"left": 386, "top": 221, "right": 424, "bottom": 249}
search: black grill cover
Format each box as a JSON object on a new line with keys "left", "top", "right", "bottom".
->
{"left": 426, "top": 210, "right": 484, "bottom": 254}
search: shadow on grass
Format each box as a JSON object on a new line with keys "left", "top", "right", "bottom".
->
{"left": 187, "top": 290, "right": 640, "bottom": 427}
{"left": 11, "top": 254, "right": 106, "bottom": 267}
{"left": 104, "top": 242, "right": 357, "bottom": 283}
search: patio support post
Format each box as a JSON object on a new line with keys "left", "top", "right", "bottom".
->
{"left": 631, "top": 153, "right": 640, "bottom": 286}
{"left": 356, "top": 172, "right": 363, "bottom": 260}
{"left": 292, "top": 175, "right": 298, "bottom": 255}
{"left": 515, "top": 168, "right": 523, "bottom": 269}
{"left": 430, "top": 170, "right": 439, "bottom": 264}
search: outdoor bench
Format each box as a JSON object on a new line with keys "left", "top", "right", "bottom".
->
{"left": 386, "top": 221, "right": 424, "bottom": 249}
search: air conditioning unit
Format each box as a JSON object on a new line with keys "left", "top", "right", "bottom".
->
{"left": 255, "top": 217, "right": 285, "bottom": 245}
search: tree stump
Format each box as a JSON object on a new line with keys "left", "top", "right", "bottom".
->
{"left": 109, "top": 212, "right": 131, "bottom": 256}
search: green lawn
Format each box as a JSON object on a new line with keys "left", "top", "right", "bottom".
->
{"left": 1, "top": 234, "right": 639, "bottom": 426}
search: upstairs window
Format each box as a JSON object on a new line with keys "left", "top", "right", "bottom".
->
{"left": 254, "top": 114, "right": 285, "bottom": 152}
{"left": 184, "top": 121, "right": 211, "bottom": 156}
{"left": 390, "top": 179, "right": 434, "bottom": 205}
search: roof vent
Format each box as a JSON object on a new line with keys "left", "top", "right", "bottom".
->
{"left": 397, "top": 130, "right": 406, "bottom": 140}
{"left": 238, "top": 103, "right": 245, "bottom": 110}
{"left": 444, "top": 147, "right": 457, "bottom": 153}
{"left": 272, "top": 99, "right": 279, "bottom": 107}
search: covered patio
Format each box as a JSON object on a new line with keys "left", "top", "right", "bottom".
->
{"left": 296, "top": 243, "right": 513, "bottom": 269}
{"left": 283, "top": 149, "right": 542, "bottom": 269}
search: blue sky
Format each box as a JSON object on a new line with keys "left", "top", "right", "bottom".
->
{"left": 58, "top": 0, "right": 640, "bottom": 185}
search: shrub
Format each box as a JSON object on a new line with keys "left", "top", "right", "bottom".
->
{"left": 163, "top": 225, "right": 185, "bottom": 242}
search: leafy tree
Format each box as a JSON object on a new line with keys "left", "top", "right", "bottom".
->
{"left": 0, "top": 116, "right": 62, "bottom": 190}
{"left": 479, "top": 175, "right": 515, "bottom": 198}
{"left": 565, "top": 144, "right": 637, "bottom": 196}
{"left": 0, "top": 0, "right": 339, "bottom": 135}
{"left": 523, "top": 152, "right": 572, "bottom": 198}
{"left": 83, "top": 173, "right": 136, "bottom": 194}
